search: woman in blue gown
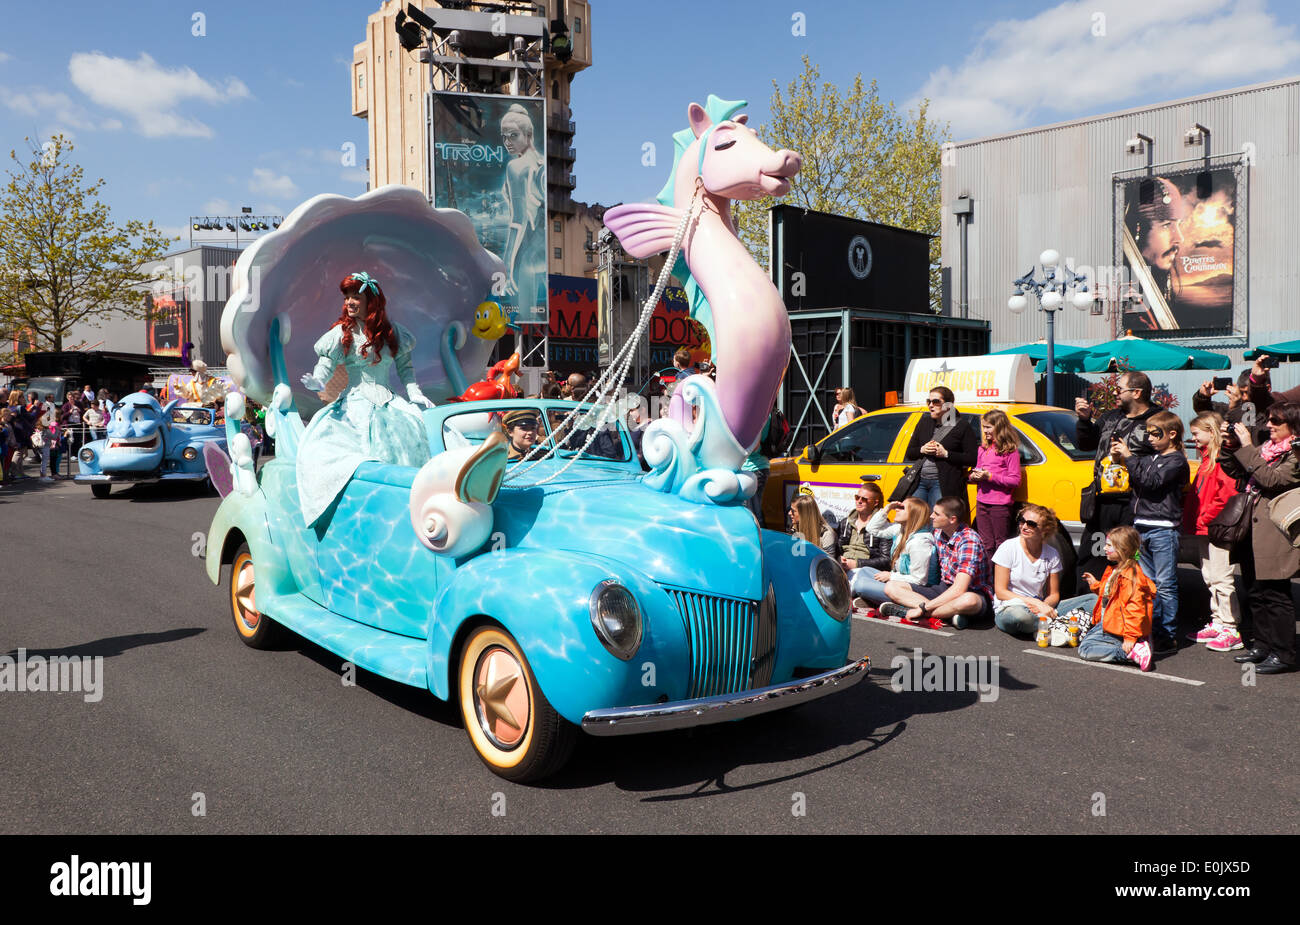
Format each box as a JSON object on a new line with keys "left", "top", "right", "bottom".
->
{"left": 297, "top": 271, "right": 435, "bottom": 526}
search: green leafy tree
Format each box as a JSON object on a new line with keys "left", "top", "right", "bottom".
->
{"left": 0, "top": 134, "right": 176, "bottom": 363}
{"left": 734, "top": 56, "right": 950, "bottom": 312}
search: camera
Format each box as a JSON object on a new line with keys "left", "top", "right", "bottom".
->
{"left": 1261, "top": 356, "right": 1281, "bottom": 369}
{"left": 1212, "top": 376, "right": 1232, "bottom": 390}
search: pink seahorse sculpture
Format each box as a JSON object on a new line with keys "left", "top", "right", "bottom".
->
{"left": 603, "top": 95, "right": 801, "bottom": 452}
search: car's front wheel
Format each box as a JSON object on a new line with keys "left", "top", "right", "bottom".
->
{"left": 229, "top": 541, "right": 286, "bottom": 649}
{"left": 457, "top": 624, "right": 575, "bottom": 783}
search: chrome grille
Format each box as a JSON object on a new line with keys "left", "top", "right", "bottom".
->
{"left": 663, "top": 587, "right": 778, "bottom": 698}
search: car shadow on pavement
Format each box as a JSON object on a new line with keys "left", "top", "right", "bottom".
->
{"left": 551, "top": 660, "right": 1040, "bottom": 796}
{"left": 91, "top": 482, "right": 216, "bottom": 503}
{"left": 4, "top": 627, "right": 206, "bottom": 660}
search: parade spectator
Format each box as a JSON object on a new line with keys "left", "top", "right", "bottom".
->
{"left": 81, "top": 384, "right": 95, "bottom": 406}
{"left": 879, "top": 496, "right": 991, "bottom": 629}
{"left": 970, "top": 408, "right": 1022, "bottom": 556}
{"left": 837, "top": 482, "right": 893, "bottom": 571}
{"left": 991, "top": 504, "right": 1063, "bottom": 637}
{"left": 833, "top": 388, "right": 862, "bottom": 429}
{"left": 901, "top": 386, "right": 978, "bottom": 507}
{"left": 848, "top": 498, "right": 936, "bottom": 607}
{"left": 83, "top": 402, "right": 105, "bottom": 442}
{"left": 1076, "top": 526, "right": 1156, "bottom": 671}
{"left": 34, "top": 401, "right": 55, "bottom": 482}
{"left": 0, "top": 409, "right": 14, "bottom": 483}
{"left": 1111, "top": 409, "right": 1189, "bottom": 654}
{"left": 1219, "top": 401, "right": 1300, "bottom": 674}
{"left": 1075, "top": 370, "right": 1159, "bottom": 589}
{"left": 1183, "top": 411, "right": 1242, "bottom": 652}
{"left": 1193, "top": 354, "right": 1292, "bottom": 443}
{"left": 789, "top": 495, "right": 838, "bottom": 557}
{"left": 672, "top": 347, "right": 696, "bottom": 378}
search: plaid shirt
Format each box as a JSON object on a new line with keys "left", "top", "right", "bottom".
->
{"left": 937, "top": 526, "right": 991, "bottom": 597}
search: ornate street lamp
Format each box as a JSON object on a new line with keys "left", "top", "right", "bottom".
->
{"left": 1008, "top": 249, "right": 1093, "bottom": 407}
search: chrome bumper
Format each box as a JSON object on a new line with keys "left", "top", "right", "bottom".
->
{"left": 581, "top": 656, "right": 870, "bottom": 736}
{"left": 75, "top": 472, "right": 207, "bottom": 484}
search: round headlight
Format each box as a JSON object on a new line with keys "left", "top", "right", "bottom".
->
{"left": 811, "top": 556, "right": 851, "bottom": 622}
{"left": 182, "top": 447, "right": 198, "bottom": 460}
{"left": 79, "top": 447, "right": 95, "bottom": 463}
{"left": 589, "top": 580, "right": 642, "bottom": 660}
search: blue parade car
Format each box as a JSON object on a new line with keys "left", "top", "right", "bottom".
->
{"left": 203, "top": 395, "right": 868, "bottom": 782}
{"left": 75, "top": 394, "right": 227, "bottom": 498}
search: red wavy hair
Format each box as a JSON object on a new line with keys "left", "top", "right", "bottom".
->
{"left": 334, "top": 274, "right": 398, "bottom": 365}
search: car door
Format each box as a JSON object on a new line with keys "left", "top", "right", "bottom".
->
{"left": 790, "top": 411, "right": 919, "bottom": 527}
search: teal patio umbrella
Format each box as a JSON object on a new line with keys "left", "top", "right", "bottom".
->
{"left": 1079, "top": 334, "right": 1230, "bottom": 372}
{"left": 992, "top": 341, "right": 1090, "bottom": 374}
{"left": 1245, "top": 340, "right": 1300, "bottom": 361}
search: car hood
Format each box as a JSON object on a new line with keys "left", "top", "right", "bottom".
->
{"left": 493, "top": 466, "right": 765, "bottom": 601}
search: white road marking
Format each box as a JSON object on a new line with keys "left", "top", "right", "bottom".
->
{"left": 1021, "top": 648, "right": 1205, "bottom": 685}
{"left": 853, "top": 614, "right": 954, "bottom": 637}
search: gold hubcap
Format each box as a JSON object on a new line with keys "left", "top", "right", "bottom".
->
{"left": 474, "top": 646, "right": 529, "bottom": 749}
{"left": 234, "top": 558, "right": 259, "bottom": 630}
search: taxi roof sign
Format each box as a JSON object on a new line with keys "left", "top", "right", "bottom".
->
{"left": 903, "top": 354, "right": 1035, "bottom": 404}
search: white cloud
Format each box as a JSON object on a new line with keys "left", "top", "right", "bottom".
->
{"left": 249, "top": 168, "right": 297, "bottom": 199}
{"left": 0, "top": 52, "right": 11, "bottom": 63}
{"left": 915, "top": 0, "right": 1300, "bottom": 139}
{"left": 202, "top": 198, "right": 233, "bottom": 214}
{"left": 0, "top": 85, "right": 116, "bottom": 131}
{"left": 68, "top": 51, "right": 250, "bottom": 138}
{"left": 340, "top": 168, "right": 369, "bottom": 184}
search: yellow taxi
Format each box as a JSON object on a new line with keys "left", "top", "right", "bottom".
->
{"left": 762, "top": 355, "right": 1097, "bottom": 545}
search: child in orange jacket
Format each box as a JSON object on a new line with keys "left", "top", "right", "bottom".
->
{"left": 1077, "top": 526, "right": 1157, "bottom": 671}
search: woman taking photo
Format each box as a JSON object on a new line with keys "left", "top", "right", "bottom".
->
{"left": 901, "top": 386, "right": 978, "bottom": 507}
{"left": 789, "top": 495, "right": 838, "bottom": 557}
{"left": 970, "top": 408, "right": 1022, "bottom": 555}
{"left": 1220, "top": 401, "right": 1300, "bottom": 674}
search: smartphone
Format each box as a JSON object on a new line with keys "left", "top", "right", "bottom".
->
{"left": 1261, "top": 357, "right": 1281, "bottom": 369}
{"left": 1212, "top": 376, "right": 1232, "bottom": 390}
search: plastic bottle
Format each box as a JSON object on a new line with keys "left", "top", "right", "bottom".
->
{"left": 1036, "top": 613, "right": 1050, "bottom": 648}
{"left": 1067, "top": 612, "right": 1081, "bottom": 647}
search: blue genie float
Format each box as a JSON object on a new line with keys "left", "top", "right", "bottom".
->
{"left": 75, "top": 393, "right": 228, "bottom": 498}
{"left": 202, "top": 100, "right": 866, "bottom": 783}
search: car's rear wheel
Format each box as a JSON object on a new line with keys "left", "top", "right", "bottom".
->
{"left": 90, "top": 483, "right": 110, "bottom": 499}
{"left": 229, "top": 542, "right": 285, "bottom": 649}
{"left": 457, "top": 624, "right": 575, "bottom": 783}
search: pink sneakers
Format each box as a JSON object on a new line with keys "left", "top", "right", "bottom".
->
{"left": 1131, "top": 640, "right": 1154, "bottom": 672}
{"left": 1206, "top": 628, "right": 1244, "bottom": 652}
{"left": 1189, "top": 622, "right": 1223, "bottom": 643}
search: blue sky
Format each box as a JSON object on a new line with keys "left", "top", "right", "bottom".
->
{"left": 2, "top": 0, "right": 1298, "bottom": 247}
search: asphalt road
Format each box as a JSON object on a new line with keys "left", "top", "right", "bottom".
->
{"left": 2, "top": 474, "right": 1297, "bottom": 835}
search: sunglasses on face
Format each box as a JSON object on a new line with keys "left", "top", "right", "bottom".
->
{"left": 854, "top": 495, "right": 872, "bottom": 501}
{"left": 927, "top": 398, "right": 944, "bottom": 406}
{"left": 1017, "top": 517, "right": 1040, "bottom": 530}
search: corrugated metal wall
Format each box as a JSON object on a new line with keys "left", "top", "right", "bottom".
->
{"left": 941, "top": 77, "right": 1300, "bottom": 360}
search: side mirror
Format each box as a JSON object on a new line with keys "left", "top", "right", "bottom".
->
{"left": 807, "top": 443, "right": 823, "bottom": 469}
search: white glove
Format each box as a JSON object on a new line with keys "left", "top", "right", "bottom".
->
{"left": 301, "top": 373, "right": 325, "bottom": 392}
{"left": 407, "top": 383, "right": 435, "bottom": 409}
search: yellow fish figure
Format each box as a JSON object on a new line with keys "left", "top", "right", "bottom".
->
{"left": 471, "top": 301, "right": 514, "bottom": 341}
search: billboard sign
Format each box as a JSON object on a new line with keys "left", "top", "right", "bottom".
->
{"left": 431, "top": 92, "right": 547, "bottom": 325}
{"left": 1118, "top": 168, "right": 1237, "bottom": 336}
{"left": 144, "top": 287, "right": 189, "bottom": 357}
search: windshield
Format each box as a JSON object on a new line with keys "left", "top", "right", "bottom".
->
{"left": 25, "top": 378, "right": 66, "bottom": 402}
{"left": 441, "top": 404, "right": 629, "bottom": 464}
{"left": 171, "top": 408, "right": 214, "bottom": 426}
{"left": 1016, "top": 411, "right": 1094, "bottom": 461}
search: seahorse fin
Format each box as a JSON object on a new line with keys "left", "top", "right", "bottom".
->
{"left": 603, "top": 202, "right": 686, "bottom": 259}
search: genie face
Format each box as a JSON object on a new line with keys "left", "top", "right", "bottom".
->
{"left": 101, "top": 394, "right": 175, "bottom": 472}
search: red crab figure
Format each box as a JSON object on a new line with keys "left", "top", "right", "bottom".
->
{"left": 450, "top": 352, "right": 521, "bottom": 402}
